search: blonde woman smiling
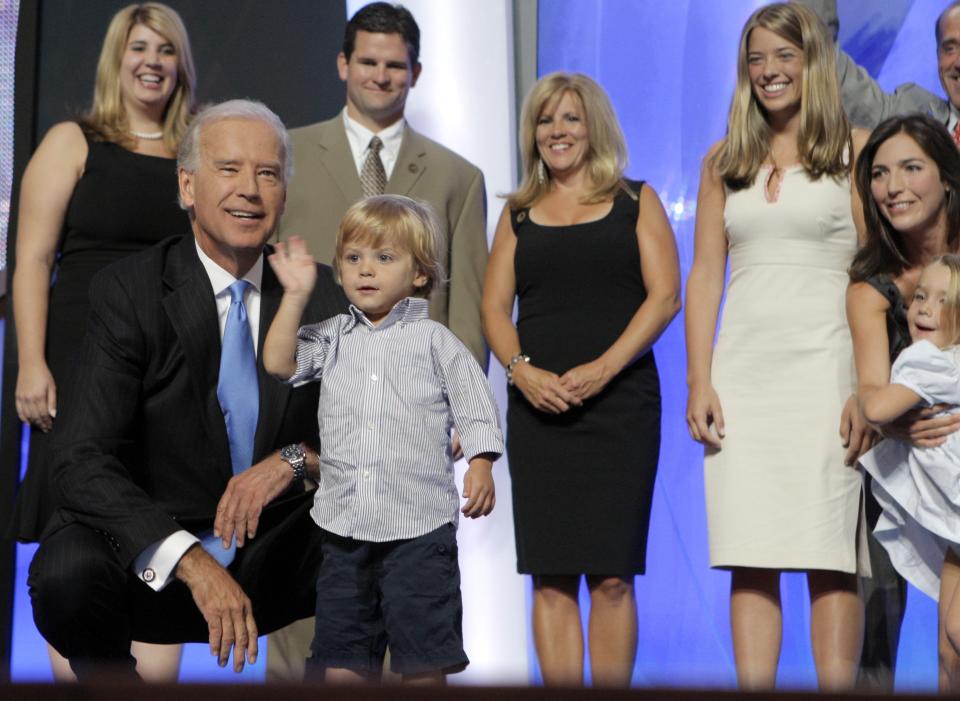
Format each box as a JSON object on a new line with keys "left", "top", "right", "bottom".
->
{"left": 685, "top": 2, "right": 868, "bottom": 690}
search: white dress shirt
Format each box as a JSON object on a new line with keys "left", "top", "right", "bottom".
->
{"left": 133, "top": 239, "right": 263, "bottom": 591}
{"left": 342, "top": 108, "right": 405, "bottom": 181}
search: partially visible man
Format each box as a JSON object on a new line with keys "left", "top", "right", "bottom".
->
{"left": 800, "top": 0, "right": 960, "bottom": 130}
{"left": 28, "top": 99, "right": 347, "bottom": 679}
{"left": 278, "top": 2, "right": 488, "bottom": 368}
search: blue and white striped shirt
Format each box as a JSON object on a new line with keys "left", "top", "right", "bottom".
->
{"left": 289, "top": 297, "right": 504, "bottom": 542}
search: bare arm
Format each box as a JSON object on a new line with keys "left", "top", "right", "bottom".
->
{"left": 13, "top": 122, "right": 87, "bottom": 430}
{"left": 461, "top": 454, "right": 495, "bottom": 518}
{"left": 685, "top": 142, "right": 729, "bottom": 449}
{"left": 837, "top": 129, "right": 877, "bottom": 464}
{"left": 559, "top": 184, "right": 681, "bottom": 399}
{"left": 263, "top": 237, "right": 316, "bottom": 380}
{"left": 847, "top": 281, "right": 895, "bottom": 415}
{"left": 862, "top": 384, "right": 923, "bottom": 426}
{"left": 480, "top": 205, "right": 580, "bottom": 414}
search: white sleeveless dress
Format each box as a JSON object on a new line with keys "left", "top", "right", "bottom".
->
{"left": 705, "top": 166, "right": 868, "bottom": 574}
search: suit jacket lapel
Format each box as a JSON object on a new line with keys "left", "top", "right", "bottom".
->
{"left": 253, "top": 252, "right": 290, "bottom": 459}
{"left": 387, "top": 124, "right": 428, "bottom": 195}
{"left": 318, "top": 120, "right": 364, "bottom": 205}
{"left": 161, "top": 236, "right": 233, "bottom": 482}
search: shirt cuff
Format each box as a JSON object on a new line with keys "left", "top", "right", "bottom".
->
{"left": 132, "top": 530, "right": 200, "bottom": 592}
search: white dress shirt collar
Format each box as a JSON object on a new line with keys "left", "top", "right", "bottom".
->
{"left": 194, "top": 238, "right": 263, "bottom": 349}
{"left": 949, "top": 103, "right": 960, "bottom": 135}
{"left": 195, "top": 239, "right": 264, "bottom": 297}
{"left": 342, "top": 107, "right": 406, "bottom": 181}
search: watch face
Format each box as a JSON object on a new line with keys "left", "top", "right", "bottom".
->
{"left": 282, "top": 444, "right": 305, "bottom": 463}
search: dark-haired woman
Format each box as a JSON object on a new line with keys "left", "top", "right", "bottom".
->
{"left": 847, "top": 113, "right": 960, "bottom": 690}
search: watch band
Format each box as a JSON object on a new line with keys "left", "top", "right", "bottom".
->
{"left": 280, "top": 443, "right": 307, "bottom": 481}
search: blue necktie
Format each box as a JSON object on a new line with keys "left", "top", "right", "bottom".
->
{"left": 202, "top": 279, "right": 260, "bottom": 567}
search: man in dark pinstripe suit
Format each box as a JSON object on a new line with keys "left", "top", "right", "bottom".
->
{"left": 26, "top": 100, "right": 347, "bottom": 680}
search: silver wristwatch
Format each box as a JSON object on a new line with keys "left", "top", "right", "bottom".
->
{"left": 280, "top": 443, "right": 307, "bottom": 481}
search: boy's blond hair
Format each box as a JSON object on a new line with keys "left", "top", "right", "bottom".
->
{"left": 933, "top": 254, "right": 960, "bottom": 347}
{"left": 333, "top": 195, "right": 446, "bottom": 298}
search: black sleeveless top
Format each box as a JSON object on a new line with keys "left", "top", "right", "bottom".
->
{"left": 11, "top": 131, "right": 189, "bottom": 542}
{"left": 865, "top": 273, "right": 910, "bottom": 361}
{"left": 505, "top": 179, "right": 661, "bottom": 576}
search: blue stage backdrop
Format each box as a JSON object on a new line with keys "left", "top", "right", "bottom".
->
{"left": 6, "top": 0, "right": 951, "bottom": 689}
{"left": 539, "top": 0, "right": 942, "bottom": 691}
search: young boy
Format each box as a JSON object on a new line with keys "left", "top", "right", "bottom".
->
{"left": 263, "top": 195, "right": 503, "bottom": 683}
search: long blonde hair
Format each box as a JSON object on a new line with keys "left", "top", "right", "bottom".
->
{"left": 507, "top": 72, "right": 630, "bottom": 210}
{"left": 932, "top": 254, "right": 960, "bottom": 347}
{"left": 81, "top": 3, "right": 196, "bottom": 153}
{"left": 715, "top": 2, "right": 850, "bottom": 189}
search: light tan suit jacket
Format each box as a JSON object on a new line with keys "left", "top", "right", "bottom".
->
{"left": 280, "top": 116, "right": 489, "bottom": 367}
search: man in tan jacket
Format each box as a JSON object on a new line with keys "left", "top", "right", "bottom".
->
{"left": 278, "top": 2, "right": 488, "bottom": 368}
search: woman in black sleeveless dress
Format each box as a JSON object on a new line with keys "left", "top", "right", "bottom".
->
{"left": 482, "top": 72, "right": 680, "bottom": 687}
{"left": 847, "top": 114, "right": 960, "bottom": 689}
{"left": 11, "top": 2, "right": 195, "bottom": 680}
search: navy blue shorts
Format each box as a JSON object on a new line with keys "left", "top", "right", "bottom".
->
{"left": 308, "top": 523, "right": 468, "bottom": 677}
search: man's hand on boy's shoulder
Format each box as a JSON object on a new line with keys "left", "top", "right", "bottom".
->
{"left": 461, "top": 454, "right": 496, "bottom": 518}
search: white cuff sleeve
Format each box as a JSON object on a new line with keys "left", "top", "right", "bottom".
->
{"left": 132, "top": 530, "right": 200, "bottom": 592}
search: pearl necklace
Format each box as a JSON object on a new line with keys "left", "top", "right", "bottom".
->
{"left": 130, "top": 130, "right": 163, "bottom": 140}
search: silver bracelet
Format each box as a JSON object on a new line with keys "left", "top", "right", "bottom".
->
{"left": 506, "top": 354, "right": 530, "bottom": 386}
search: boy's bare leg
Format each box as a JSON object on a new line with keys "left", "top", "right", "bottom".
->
{"left": 402, "top": 671, "right": 445, "bottom": 685}
{"left": 325, "top": 667, "right": 366, "bottom": 684}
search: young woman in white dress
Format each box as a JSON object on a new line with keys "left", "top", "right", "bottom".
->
{"left": 685, "top": 2, "right": 868, "bottom": 690}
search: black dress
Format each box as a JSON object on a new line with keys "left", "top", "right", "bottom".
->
{"left": 507, "top": 181, "right": 661, "bottom": 575}
{"left": 859, "top": 273, "right": 910, "bottom": 682}
{"left": 11, "top": 130, "right": 190, "bottom": 541}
